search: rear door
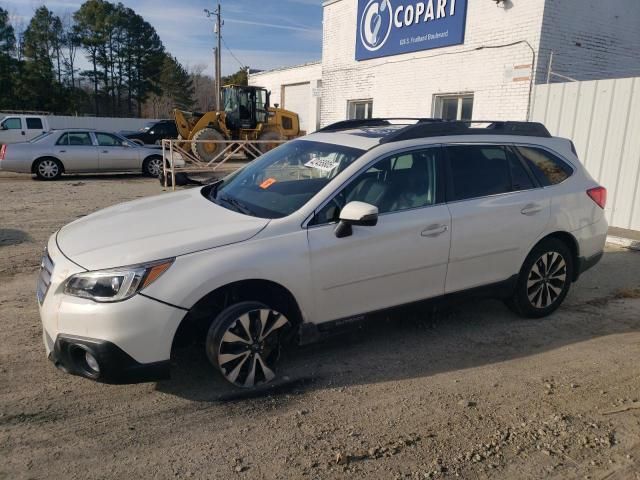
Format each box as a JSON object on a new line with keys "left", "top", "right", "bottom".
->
{"left": 444, "top": 144, "right": 550, "bottom": 293}
{"left": 54, "top": 132, "right": 99, "bottom": 172}
{"left": 95, "top": 132, "right": 140, "bottom": 171}
{"left": 25, "top": 117, "right": 47, "bottom": 141}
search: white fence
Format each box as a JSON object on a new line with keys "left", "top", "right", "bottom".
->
{"left": 532, "top": 77, "right": 640, "bottom": 232}
{"left": 0, "top": 112, "right": 157, "bottom": 132}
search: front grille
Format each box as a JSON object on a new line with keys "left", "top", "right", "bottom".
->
{"left": 37, "top": 250, "right": 55, "bottom": 305}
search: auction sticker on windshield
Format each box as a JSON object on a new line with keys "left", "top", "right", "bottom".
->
{"left": 305, "top": 156, "right": 339, "bottom": 172}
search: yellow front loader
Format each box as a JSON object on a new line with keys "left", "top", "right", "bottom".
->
{"left": 174, "top": 84, "right": 303, "bottom": 162}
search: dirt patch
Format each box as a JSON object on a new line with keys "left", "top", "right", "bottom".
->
{"left": 1, "top": 171, "right": 639, "bottom": 480}
{"left": 614, "top": 287, "right": 640, "bottom": 299}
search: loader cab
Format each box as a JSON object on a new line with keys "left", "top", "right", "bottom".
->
{"left": 222, "top": 85, "right": 270, "bottom": 131}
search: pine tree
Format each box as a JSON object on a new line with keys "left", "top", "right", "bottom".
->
{"left": 0, "top": 7, "right": 16, "bottom": 109}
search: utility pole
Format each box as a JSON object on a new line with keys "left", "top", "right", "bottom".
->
{"left": 205, "top": 2, "right": 222, "bottom": 110}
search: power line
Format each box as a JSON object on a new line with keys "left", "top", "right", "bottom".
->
{"left": 221, "top": 36, "right": 246, "bottom": 71}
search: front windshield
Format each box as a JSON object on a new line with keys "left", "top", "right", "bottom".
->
{"left": 140, "top": 122, "right": 155, "bottom": 132}
{"left": 206, "top": 140, "right": 365, "bottom": 219}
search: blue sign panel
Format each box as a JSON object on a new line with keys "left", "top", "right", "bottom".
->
{"left": 355, "top": 0, "right": 468, "bottom": 61}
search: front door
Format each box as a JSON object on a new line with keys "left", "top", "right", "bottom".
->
{"left": 443, "top": 144, "right": 551, "bottom": 293}
{"left": 0, "top": 117, "right": 25, "bottom": 144}
{"left": 95, "top": 132, "right": 140, "bottom": 171}
{"left": 307, "top": 147, "right": 451, "bottom": 324}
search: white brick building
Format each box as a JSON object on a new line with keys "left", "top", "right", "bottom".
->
{"left": 250, "top": 0, "right": 640, "bottom": 132}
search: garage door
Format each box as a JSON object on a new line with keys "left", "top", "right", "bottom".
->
{"left": 283, "top": 83, "right": 311, "bottom": 133}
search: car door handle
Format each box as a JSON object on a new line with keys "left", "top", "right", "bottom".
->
{"left": 58, "top": 150, "right": 66, "bottom": 153}
{"left": 521, "top": 204, "right": 544, "bottom": 216}
{"left": 421, "top": 224, "right": 449, "bottom": 237}
{"left": 102, "top": 150, "right": 109, "bottom": 153}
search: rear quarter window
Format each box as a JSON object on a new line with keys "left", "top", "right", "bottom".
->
{"left": 517, "top": 146, "right": 573, "bottom": 186}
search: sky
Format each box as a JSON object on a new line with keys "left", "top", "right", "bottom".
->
{"left": 2, "top": 0, "right": 323, "bottom": 75}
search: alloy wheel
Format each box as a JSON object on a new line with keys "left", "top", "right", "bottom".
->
{"left": 38, "top": 160, "right": 59, "bottom": 179}
{"left": 147, "top": 158, "right": 163, "bottom": 177}
{"left": 527, "top": 251, "right": 567, "bottom": 309}
{"left": 217, "top": 309, "right": 289, "bottom": 388}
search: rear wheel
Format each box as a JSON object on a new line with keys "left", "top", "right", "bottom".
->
{"left": 206, "top": 301, "right": 290, "bottom": 388}
{"left": 34, "top": 158, "right": 62, "bottom": 180}
{"left": 191, "top": 128, "right": 225, "bottom": 162}
{"left": 506, "top": 238, "right": 574, "bottom": 318}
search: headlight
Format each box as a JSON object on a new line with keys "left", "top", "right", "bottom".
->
{"left": 64, "top": 259, "right": 174, "bottom": 303}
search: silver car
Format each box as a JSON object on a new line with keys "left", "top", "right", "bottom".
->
{"left": 0, "top": 129, "right": 169, "bottom": 180}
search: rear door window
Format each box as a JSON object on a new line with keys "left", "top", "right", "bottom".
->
{"left": 509, "top": 151, "right": 535, "bottom": 191}
{"left": 57, "top": 132, "right": 93, "bottom": 146}
{"left": 516, "top": 146, "right": 573, "bottom": 186}
{"left": 445, "top": 145, "right": 513, "bottom": 201}
{"left": 26, "top": 118, "right": 43, "bottom": 129}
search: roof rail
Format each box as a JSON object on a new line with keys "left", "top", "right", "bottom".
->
{"left": 379, "top": 120, "right": 552, "bottom": 144}
{"left": 318, "top": 117, "right": 442, "bottom": 132}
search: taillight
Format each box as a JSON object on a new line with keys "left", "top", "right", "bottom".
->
{"left": 0, "top": 144, "right": 6, "bottom": 160}
{"left": 587, "top": 186, "right": 607, "bottom": 209}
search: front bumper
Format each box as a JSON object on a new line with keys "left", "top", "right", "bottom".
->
{"left": 49, "top": 334, "right": 170, "bottom": 384}
{"left": 39, "top": 234, "right": 186, "bottom": 384}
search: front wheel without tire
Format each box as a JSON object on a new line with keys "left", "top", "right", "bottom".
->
{"left": 506, "top": 238, "right": 574, "bottom": 318}
{"left": 206, "top": 301, "right": 290, "bottom": 388}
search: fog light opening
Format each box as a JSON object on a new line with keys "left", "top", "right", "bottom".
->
{"left": 85, "top": 351, "right": 100, "bottom": 374}
{"left": 69, "top": 345, "right": 101, "bottom": 379}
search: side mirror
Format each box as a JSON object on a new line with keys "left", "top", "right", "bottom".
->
{"left": 334, "top": 201, "right": 378, "bottom": 238}
{"left": 0, "top": 124, "right": 7, "bottom": 130}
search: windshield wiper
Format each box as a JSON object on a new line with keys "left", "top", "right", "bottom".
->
{"left": 207, "top": 179, "right": 224, "bottom": 199}
{"left": 219, "top": 195, "right": 254, "bottom": 216}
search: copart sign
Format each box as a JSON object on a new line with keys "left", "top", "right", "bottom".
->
{"left": 355, "top": 0, "right": 468, "bottom": 61}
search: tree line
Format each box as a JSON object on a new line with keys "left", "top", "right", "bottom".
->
{"left": 0, "top": 0, "right": 198, "bottom": 118}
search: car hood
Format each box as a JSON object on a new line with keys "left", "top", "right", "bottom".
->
{"left": 57, "top": 188, "right": 269, "bottom": 270}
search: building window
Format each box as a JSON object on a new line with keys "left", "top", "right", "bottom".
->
{"left": 433, "top": 94, "right": 474, "bottom": 121}
{"left": 348, "top": 99, "right": 373, "bottom": 120}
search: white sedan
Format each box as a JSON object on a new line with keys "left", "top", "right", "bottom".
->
{"left": 0, "top": 129, "right": 174, "bottom": 180}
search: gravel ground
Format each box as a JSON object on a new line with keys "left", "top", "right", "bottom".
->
{"left": 1, "top": 171, "right": 639, "bottom": 480}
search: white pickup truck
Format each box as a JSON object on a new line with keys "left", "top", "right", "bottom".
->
{"left": 0, "top": 115, "right": 50, "bottom": 144}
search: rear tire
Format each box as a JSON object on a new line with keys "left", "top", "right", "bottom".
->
{"left": 506, "top": 238, "right": 574, "bottom": 318}
{"left": 206, "top": 301, "right": 290, "bottom": 389}
{"left": 34, "top": 158, "right": 63, "bottom": 180}
{"left": 191, "top": 128, "right": 225, "bottom": 162}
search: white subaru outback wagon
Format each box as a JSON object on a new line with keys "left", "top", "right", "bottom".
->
{"left": 38, "top": 119, "right": 608, "bottom": 388}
